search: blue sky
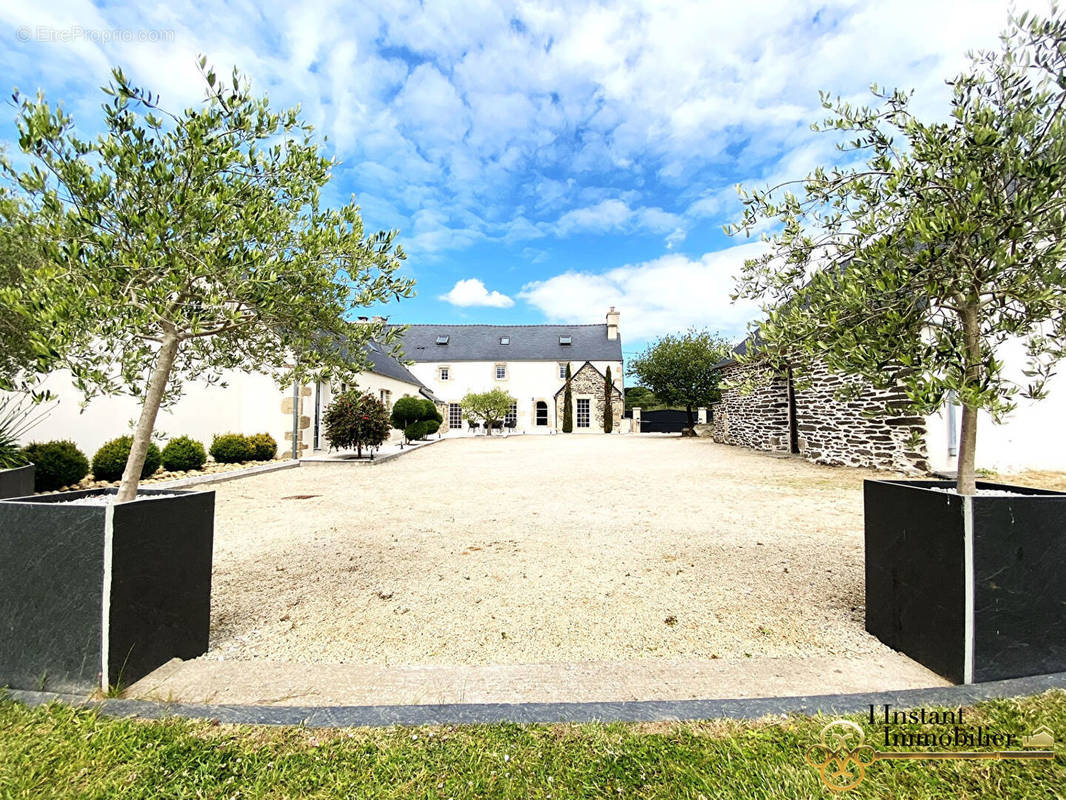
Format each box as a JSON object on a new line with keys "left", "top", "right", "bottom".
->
{"left": 0, "top": 0, "right": 1034, "bottom": 362}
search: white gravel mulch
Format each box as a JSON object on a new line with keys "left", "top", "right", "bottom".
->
{"left": 203, "top": 435, "right": 914, "bottom": 668}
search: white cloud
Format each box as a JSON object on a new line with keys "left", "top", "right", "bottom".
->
{"left": 518, "top": 242, "right": 768, "bottom": 342}
{"left": 440, "top": 278, "right": 515, "bottom": 308}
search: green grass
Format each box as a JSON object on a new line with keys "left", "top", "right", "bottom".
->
{"left": 0, "top": 691, "right": 1063, "bottom": 798}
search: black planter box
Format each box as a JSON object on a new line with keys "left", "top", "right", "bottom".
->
{"left": 0, "top": 488, "right": 214, "bottom": 693}
{"left": 865, "top": 479, "right": 1066, "bottom": 683}
{"left": 0, "top": 464, "right": 34, "bottom": 500}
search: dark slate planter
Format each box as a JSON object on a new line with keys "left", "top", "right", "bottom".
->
{"left": 0, "top": 464, "right": 34, "bottom": 500}
{"left": 0, "top": 488, "right": 214, "bottom": 693}
{"left": 864, "top": 479, "right": 1066, "bottom": 684}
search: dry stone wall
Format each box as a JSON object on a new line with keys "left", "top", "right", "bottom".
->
{"left": 711, "top": 360, "right": 929, "bottom": 474}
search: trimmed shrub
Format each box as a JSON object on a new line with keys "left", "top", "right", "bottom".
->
{"left": 423, "top": 419, "right": 440, "bottom": 436}
{"left": 248, "top": 432, "right": 278, "bottom": 461}
{"left": 390, "top": 395, "right": 426, "bottom": 431}
{"left": 21, "top": 440, "right": 89, "bottom": 492}
{"left": 419, "top": 398, "right": 443, "bottom": 424}
{"left": 404, "top": 420, "right": 429, "bottom": 441}
{"left": 210, "top": 433, "right": 255, "bottom": 463}
{"left": 92, "top": 436, "right": 162, "bottom": 482}
{"left": 161, "top": 435, "right": 207, "bottom": 472}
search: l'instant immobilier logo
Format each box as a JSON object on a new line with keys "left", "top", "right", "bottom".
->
{"left": 805, "top": 705, "right": 1055, "bottom": 792}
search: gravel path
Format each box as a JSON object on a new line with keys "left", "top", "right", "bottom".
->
{"left": 203, "top": 435, "right": 912, "bottom": 668}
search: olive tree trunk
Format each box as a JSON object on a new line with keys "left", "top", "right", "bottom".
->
{"left": 115, "top": 332, "right": 179, "bottom": 503}
{"left": 956, "top": 299, "right": 981, "bottom": 496}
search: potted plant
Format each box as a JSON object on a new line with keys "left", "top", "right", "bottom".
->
{"left": 729, "top": 10, "right": 1066, "bottom": 683}
{"left": 0, "top": 60, "right": 412, "bottom": 693}
{"left": 0, "top": 395, "right": 45, "bottom": 499}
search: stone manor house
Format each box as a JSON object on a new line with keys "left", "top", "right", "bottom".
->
{"left": 25, "top": 308, "right": 626, "bottom": 458}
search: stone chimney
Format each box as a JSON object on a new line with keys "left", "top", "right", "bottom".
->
{"left": 606, "top": 306, "right": 620, "bottom": 340}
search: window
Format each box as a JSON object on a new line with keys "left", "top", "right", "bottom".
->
{"left": 495, "top": 363, "right": 507, "bottom": 380}
{"left": 558, "top": 362, "right": 568, "bottom": 379}
{"left": 576, "top": 398, "right": 590, "bottom": 428}
{"left": 380, "top": 389, "right": 391, "bottom": 408}
{"left": 535, "top": 401, "right": 548, "bottom": 426}
{"left": 559, "top": 335, "right": 572, "bottom": 345}
{"left": 439, "top": 367, "right": 450, "bottom": 381}
{"left": 505, "top": 401, "right": 517, "bottom": 427}
{"left": 499, "top": 336, "right": 509, "bottom": 345}
{"left": 436, "top": 335, "right": 450, "bottom": 345}
{"left": 448, "top": 403, "right": 462, "bottom": 429}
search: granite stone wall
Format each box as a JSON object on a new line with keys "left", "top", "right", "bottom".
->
{"left": 711, "top": 360, "right": 929, "bottom": 473}
{"left": 556, "top": 362, "right": 624, "bottom": 432}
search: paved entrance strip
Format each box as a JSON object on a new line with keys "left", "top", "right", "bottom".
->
{"left": 125, "top": 653, "right": 946, "bottom": 707}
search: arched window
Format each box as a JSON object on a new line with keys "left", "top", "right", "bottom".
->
{"left": 535, "top": 401, "right": 548, "bottom": 426}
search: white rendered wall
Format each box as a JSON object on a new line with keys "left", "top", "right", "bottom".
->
{"left": 925, "top": 338, "right": 1066, "bottom": 473}
{"left": 406, "top": 359, "right": 624, "bottom": 433}
{"left": 12, "top": 368, "right": 285, "bottom": 458}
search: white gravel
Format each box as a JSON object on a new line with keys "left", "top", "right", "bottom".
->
{"left": 204, "top": 435, "right": 910, "bottom": 666}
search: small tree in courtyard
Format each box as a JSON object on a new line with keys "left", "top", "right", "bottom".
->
{"left": 323, "top": 390, "right": 391, "bottom": 457}
{"left": 728, "top": 10, "right": 1066, "bottom": 495}
{"left": 627, "top": 329, "right": 732, "bottom": 428}
{"left": 461, "top": 388, "right": 515, "bottom": 436}
{"left": 562, "top": 363, "right": 573, "bottom": 432}
{"left": 5, "top": 61, "right": 412, "bottom": 501}
{"left": 390, "top": 395, "right": 440, "bottom": 442}
{"left": 603, "top": 366, "right": 614, "bottom": 433}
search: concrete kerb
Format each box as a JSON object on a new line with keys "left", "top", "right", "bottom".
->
{"left": 300, "top": 435, "right": 452, "bottom": 466}
{"left": 153, "top": 460, "right": 300, "bottom": 489}
{"left": 6, "top": 671, "right": 1066, "bottom": 728}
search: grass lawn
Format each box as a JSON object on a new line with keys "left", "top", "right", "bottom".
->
{"left": 1, "top": 692, "right": 1063, "bottom": 799}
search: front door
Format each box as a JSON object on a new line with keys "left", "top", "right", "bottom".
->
{"left": 576, "top": 398, "right": 590, "bottom": 428}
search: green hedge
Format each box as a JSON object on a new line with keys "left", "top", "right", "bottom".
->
{"left": 91, "top": 436, "right": 161, "bottom": 482}
{"left": 161, "top": 436, "right": 207, "bottom": 472}
{"left": 21, "top": 440, "right": 89, "bottom": 492}
{"left": 247, "top": 432, "right": 277, "bottom": 461}
{"left": 209, "top": 433, "right": 255, "bottom": 464}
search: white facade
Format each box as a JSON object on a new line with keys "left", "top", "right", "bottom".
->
{"left": 407, "top": 358, "right": 623, "bottom": 433}
{"left": 924, "top": 339, "right": 1066, "bottom": 473}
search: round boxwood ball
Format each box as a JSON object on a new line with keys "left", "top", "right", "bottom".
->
{"left": 21, "top": 440, "right": 90, "bottom": 492}
{"left": 423, "top": 419, "right": 440, "bottom": 436}
{"left": 247, "top": 432, "right": 278, "bottom": 461}
{"left": 404, "top": 420, "right": 429, "bottom": 441}
{"left": 161, "top": 435, "right": 207, "bottom": 472}
{"left": 210, "top": 433, "right": 255, "bottom": 463}
{"left": 92, "top": 436, "right": 162, "bottom": 482}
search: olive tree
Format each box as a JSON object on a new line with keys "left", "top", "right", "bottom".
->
{"left": 728, "top": 10, "right": 1066, "bottom": 495}
{"left": 6, "top": 60, "right": 413, "bottom": 501}
{"left": 461, "top": 388, "right": 515, "bottom": 436}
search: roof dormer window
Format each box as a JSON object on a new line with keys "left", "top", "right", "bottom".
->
{"left": 500, "top": 336, "right": 509, "bottom": 345}
{"left": 436, "top": 335, "right": 450, "bottom": 345}
{"left": 559, "top": 335, "right": 572, "bottom": 345}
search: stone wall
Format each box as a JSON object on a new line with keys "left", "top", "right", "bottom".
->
{"left": 711, "top": 360, "right": 929, "bottom": 474}
{"left": 555, "top": 362, "right": 624, "bottom": 432}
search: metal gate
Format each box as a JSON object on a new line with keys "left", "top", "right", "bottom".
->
{"left": 638, "top": 409, "right": 690, "bottom": 433}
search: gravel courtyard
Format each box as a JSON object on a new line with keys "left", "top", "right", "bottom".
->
{"left": 205, "top": 435, "right": 913, "bottom": 668}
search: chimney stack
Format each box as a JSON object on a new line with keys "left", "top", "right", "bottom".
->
{"left": 606, "top": 306, "right": 620, "bottom": 340}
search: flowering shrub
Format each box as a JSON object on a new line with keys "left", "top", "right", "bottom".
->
{"left": 323, "top": 391, "right": 390, "bottom": 457}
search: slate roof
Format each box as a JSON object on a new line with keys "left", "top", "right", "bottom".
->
{"left": 714, "top": 331, "right": 764, "bottom": 369}
{"left": 390, "top": 324, "right": 622, "bottom": 363}
{"left": 364, "top": 339, "right": 425, "bottom": 386}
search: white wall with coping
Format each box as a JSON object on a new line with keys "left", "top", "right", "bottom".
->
{"left": 13, "top": 368, "right": 285, "bottom": 458}
{"left": 406, "top": 359, "right": 623, "bottom": 433}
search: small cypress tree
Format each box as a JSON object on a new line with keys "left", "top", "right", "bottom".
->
{"left": 562, "top": 363, "right": 573, "bottom": 433}
{"left": 603, "top": 366, "right": 614, "bottom": 433}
